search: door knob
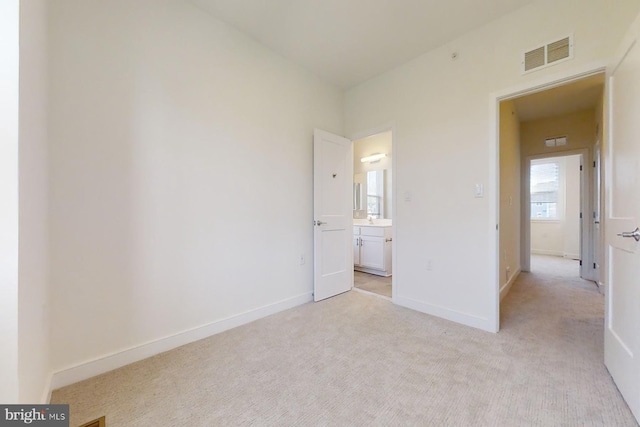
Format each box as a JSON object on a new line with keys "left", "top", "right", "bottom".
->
{"left": 617, "top": 227, "right": 640, "bottom": 242}
{"left": 314, "top": 220, "right": 326, "bottom": 226}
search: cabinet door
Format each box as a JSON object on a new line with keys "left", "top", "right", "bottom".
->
{"left": 353, "top": 237, "right": 360, "bottom": 266}
{"left": 359, "top": 236, "right": 385, "bottom": 270}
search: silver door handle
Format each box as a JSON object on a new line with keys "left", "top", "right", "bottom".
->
{"left": 314, "top": 220, "right": 326, "bottom": 226}
{"left": 617, "top": 227, "right": 640, "bottom": 242}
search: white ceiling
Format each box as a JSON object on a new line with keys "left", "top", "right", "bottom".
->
{"left": 189, "top": 0, "right": 535, "bottom": 89}
{"left": 512, "top": 74, "right": 605, "bottom": 122}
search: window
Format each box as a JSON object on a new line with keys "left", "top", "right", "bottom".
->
{"left": 530, "top": 161, "right": 559, "bottom": 219}
{"left": 366, "top": 170, "right": 383, "bottom": 218}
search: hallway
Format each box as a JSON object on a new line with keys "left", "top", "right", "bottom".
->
{"left": 499, "top": 255, "right": 636, "bottom": 424}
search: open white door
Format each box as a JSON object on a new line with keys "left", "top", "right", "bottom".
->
{"left": 313, "top": 129, "right": 353, "bottom": 301}
{"left": 604, "top": 14, "right": 640, "bottom": 423}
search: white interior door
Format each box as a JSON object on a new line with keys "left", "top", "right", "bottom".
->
{"left": 604, "top": 15, "right": 640, "bottom": 423}
{"left": 313, "top": 129, "right": 353, "bottom": 301}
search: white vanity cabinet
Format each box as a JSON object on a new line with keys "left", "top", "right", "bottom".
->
{"left": 353, "top": 225, "right": 392, "bottom": 276}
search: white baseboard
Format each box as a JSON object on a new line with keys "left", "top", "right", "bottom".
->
{"left": 394, "top": 296, "right": 493, "bottom": 332}
{"left": 49, "top": 292, "right": 312, "bottom": 391}
{"left": 500, "top": 268, "right": 521, "bottom": 301}
{"left": 531, "top": 249, "right": 564, "bottom": 257}
{"left": 598, "top": 281, "right": 606, "bottom": 295}
{"left": 41, "top": 372, "right": 53, "bottom": 403}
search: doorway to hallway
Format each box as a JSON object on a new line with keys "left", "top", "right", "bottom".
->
{"left": 498, "top": 72, "right": 604, "bottom": 305}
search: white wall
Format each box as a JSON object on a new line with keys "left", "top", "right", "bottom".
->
{"left": 48, "top": 0, "right": 342, "bottom": 383}
{"left": 499, "top": 101, "right": 521, "bottom": 298}
{"left": 344, "top": 0, "right": 640, "bottom": 331}
{"left": 0, "top": 0, "right": 20, "bottom": 404}
{"left": 530, "top": 156, "right": 581, "bottom": 259}
{"left": 563, "top": 155, "right": 582, "bottom": 259}
{"left": 19, "top": 0, "right": 51, "bottom": 403}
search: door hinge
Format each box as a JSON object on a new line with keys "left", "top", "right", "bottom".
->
{"left": 593, "top": 161, "right": 596, "bottom": 167}
{"left": 580, "top": 260, "right": 583, "bottom": 266}
{"left": 593, "top": 263, "right": 597, "bottom": 269}
{"left": 580, "top": 165, "right": 583, "bottom": 171}
{"left": 580, "top": 212, "right": 583, "bottom": 219}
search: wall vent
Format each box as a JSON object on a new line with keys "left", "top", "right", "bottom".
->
{"left": 522, "top": 35, "right": 573, "bottom": 73}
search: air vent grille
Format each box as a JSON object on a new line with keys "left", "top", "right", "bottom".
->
{"left": 522, "top": 35, "right": 573, "bottom": 73}
{"left": 524, "top": 47, "right": 545, "bottom": 71}
{"left": 547, "top": 37, "right": 570, "bottom": 63}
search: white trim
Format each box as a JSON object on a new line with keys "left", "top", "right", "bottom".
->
{"left": 352, "top": 287, "right": 392, "bottom": 301}
{"left": 50, "top": 292, "right": 312, "bottom": 390}
{"left": 564, "top": 252, "right": 580, "bottom": 260}
{"left": 531, "top": 249, "right": 565, "bottom": 257}
{"left": 395, "top": 296, "right": 494, "bottom": 332}
{"left": 494, "top": 60, "right": 607, "bottom": 102}
{"left": 41, "top": 373, "right": 53, "bottom": 404}
{"left": 500, "top": 267, "right": 521, "bottom": 301}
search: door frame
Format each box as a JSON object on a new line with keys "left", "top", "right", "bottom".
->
{"left": 490, "top": 62, "right": 607, "bottom": 331}
{"left": 522, "top": 150, "right": 590, "bottom": 277}
{"left": 349, "top": 124, "right": 396, "bottom": 302}
{"left": 593, "top": 139, "right": 603, "bottom": 288}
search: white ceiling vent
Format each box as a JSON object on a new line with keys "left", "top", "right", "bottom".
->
{"left": 522, "top": 35, "right": 573, "bottom": 73}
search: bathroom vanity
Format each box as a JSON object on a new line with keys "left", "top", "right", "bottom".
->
{"left": 353, "top": 222, "right": 392, "bottom": 277}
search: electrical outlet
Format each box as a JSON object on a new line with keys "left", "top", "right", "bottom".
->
{"left": 426, "top": 259, "right": 433, "bottom": 271}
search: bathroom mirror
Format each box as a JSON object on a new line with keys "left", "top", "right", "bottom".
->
{"left": 354, "top": 173, "right": 365, "bottom": 212}
{"left": 353, "top": 169, "right": 391, "bottom": 219}
{"left": 354, "top": 183, "right": 364, "bottom": 211}
{"left": 366, "top": 170, "right": 384, "bottom": 218}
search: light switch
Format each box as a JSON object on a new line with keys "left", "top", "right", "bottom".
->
{"left": 474, "top": 184, "right": 484, "bottom": 198}
{"left": 404, "top": 191, "right": 412, "bottom": 202}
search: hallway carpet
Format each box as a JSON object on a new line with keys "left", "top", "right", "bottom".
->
{"left": 51, "top": 256, "right": 637, "bottom": 426}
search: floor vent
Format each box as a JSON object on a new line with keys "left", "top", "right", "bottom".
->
{"left": 522, "top": 35, "right": 573, "bottom": 73}
{"left": 79, "top": 416, "right": 105, "bottom": 427}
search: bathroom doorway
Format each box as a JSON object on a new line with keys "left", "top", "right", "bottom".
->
{"left": 352, "top": 131, "right": 393, "bottom": 299}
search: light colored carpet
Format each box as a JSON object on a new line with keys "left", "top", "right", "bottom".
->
{"left": 51, "top": 256, "right": 638, "bottom": 426}
{"left": 354, "top": 271, "right": 392, "bottom": 298}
